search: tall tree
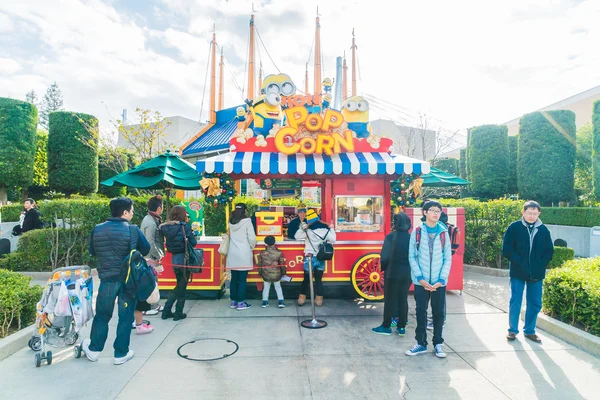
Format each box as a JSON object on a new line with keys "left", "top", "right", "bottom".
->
{"left": 0, "top": 98, "right": 38, "bottom": 203}
{"left": 468, "top": 124, "right": 509, "bottom": 199}
{"left": 27, "top": 130, "right": 50, "bottom": 199}
{"left": 25, "top": 90, "right": 38, "bottom": 105}
{"left": 507, "top": 135, "right": 519, "bottom": 194}
{"left": 593, "top": 100, "right": 600, "bottom": 199}
{"left": 40, "top": 82, "right": 64, "bottom": 130}
{"left": 117, "top": 108, "right": 172, "bottom": 162}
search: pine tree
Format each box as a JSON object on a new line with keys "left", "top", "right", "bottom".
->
{"left": 40, "top": 82, "right": 64, "bottom": 130}
{"left": 25, "top": 90, "right": 38, "bottom": 105}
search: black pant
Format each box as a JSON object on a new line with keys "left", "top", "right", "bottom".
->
{"left": 382, "top": 274, "right": 412, "bottom": 328}
{"left": 300, "top": 270, "right": 324, "bottom": 296}
{"left": 414, "top": 285, "right": 446, "bottom": 346}
{"left": 164, "top": 267, "right": 188, "bottom": 314}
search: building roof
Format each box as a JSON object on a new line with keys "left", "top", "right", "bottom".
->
{"left": 181, "top": 106, "right": 240, "bottom": 157}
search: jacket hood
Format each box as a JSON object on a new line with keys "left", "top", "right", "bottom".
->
{"left": 229, "top": 217, "right": 252, "bottom": 232}
{"left": 521, "top": 218, "right": 543, "bottom": 228}
{"left": 159, "top": 220, "right": 185, "bottom": 228}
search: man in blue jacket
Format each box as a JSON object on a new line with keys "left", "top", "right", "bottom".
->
{"left": 82, "top": 197, "right": 150, "bottom": 365}
{"left": 502, "top": 200, "right": 554, "bottom": 344}
{"left": 405, "top": 200, "right": 452, "bottom": 358}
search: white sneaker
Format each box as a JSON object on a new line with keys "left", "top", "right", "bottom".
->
{"left": 434, "top": 344, "right": 447, "bottom": 358}
{"left": 114, "top": 350, "right": 134, "bottom": 365}
{"left": 81, "top": 338, "right": 100, "bottom": 362}
{"left": 143, "top": 309, "right": 159, "bottom": 316}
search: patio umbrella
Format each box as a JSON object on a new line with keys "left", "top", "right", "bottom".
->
{"left": 101, "top": 150, "right": 202, "bottom": 211}
{"left": 420, "top": 167, "right": 470, "bottom": 187}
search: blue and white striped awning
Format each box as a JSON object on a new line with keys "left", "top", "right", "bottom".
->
{"left": 196, "top": 152, "right": 430, "bottom": 176}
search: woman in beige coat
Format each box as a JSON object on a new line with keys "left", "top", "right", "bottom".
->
{"left": 227, "top": 203, "right": 256, "bottom": 310}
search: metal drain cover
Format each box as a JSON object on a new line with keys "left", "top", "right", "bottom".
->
{"left": 177, "top": 338, "right": 239, "bottom": 362}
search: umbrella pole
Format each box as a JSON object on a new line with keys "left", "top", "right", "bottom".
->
{"left": 165, "top": 188, "right": 171, "bottom": 215}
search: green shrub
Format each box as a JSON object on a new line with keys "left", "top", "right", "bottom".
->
{"left": 541, "top": 207, "right": 600, "bottom": 227}
{"left": 459, "top": 149, "right": 467, "bottom": 179}
{"left": 48, "top": 111, "right": 99, "bottom": 196}
{"left": 0, "top": 269, "right": 43, "bottom": 338}
{"left": 593, "top": 100, "right": 600, "bottom": 199}
{"left": 0, "top": 97, "right": 38, "bottom": 200}
{"left": 432, "top": 157, "right": 459, "bottom": 176}
{"left": 468, "top": 125, "right": 509, "bottom": 199}
{"left": 15, "top": 228, "right": 92, "bottom": 271}
{"left": 518, "top": 111, "right": 576, "bottom": 205}
{"left": 508, "top": 135, "right": 518, "bottom": 194}
{"left": 543, "top": 257, "right": 600, "bottom": 335}
{"left": 548, "top": 246, "right": 575, "bottom": 269}
{"left": 0, "top": 253, "right": 28, "bottom": 271}
{"left": 0, "top": 204, "right": 23, "bottom": 222}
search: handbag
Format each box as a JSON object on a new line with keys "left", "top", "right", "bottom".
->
{"left": 183, "top": 225, "right": 203, "bottom": 274}
{"left": 218, "top": 233, "right": 230, "bottom": 256}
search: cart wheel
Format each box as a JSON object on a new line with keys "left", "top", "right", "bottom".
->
{"left": 27, "top": 338, "right": 33, "bottom": 350}
{"left": 66, "top": 333, "right": 78, "bottom": 346}
{"left": 46, "top": 351, "right": 52, "bottom": 365}
{"left": 74, "top": 345, "right": 82, "bottom": 359}
{"left": 30, "top": 337, "right": 42, "bottom": 352}
{"left": 351, "top": 253, "right": 385, "bottom": 300}
{"left": 35, "top": 353, "right": 42, "bottom": 368}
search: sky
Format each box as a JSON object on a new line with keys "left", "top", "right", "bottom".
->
{"left": 1, "top": 0, "right": 599, "bottom": 149}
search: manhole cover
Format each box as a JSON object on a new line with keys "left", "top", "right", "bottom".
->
{"left": 177, "top": 338, "right": 239, "bottom": 362}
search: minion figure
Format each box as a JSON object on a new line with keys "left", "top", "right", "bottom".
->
{"left": 236, "top": 106, "right": 247, "bottom": 122}
{"left": 261, "top": 73, "right": 296, "bottom": 97}
{"left": 322, "top": 78, "right": 333, "bottom": 93}
{"left": 341, "top": 96, "right": 371, "bottom": 138}
{"left": 322, "top": 93, "right": 332, "bottom": 109}
{"left": 248, "top": 94, "right": 283, "bottom": 137}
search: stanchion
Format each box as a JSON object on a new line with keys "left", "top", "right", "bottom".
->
{"left": 301, "top": 256, "right": 327, "bottom": 329}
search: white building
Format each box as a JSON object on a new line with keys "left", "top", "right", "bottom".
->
{"left": 117, "top": 115, "right": 206, "bottom": 152}
{"left": 371, "top": 119, "right": 437, "bottom": 161}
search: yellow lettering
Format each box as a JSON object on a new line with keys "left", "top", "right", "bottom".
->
{"left": 285, "top": 106, "right": 308, "bottom": 129}
{"left": 305, "top": 114, "right": 323, "bottom": 132}
{"left": 275, "top": 127, "right": 300, "bottom": 155}
{"left": 296, "top": 255, "right": 304, "bottom": 266}
{"left": 322, "top": 109, "right": 343, "bottom": 130}
{"left": 333, "top": 130, "right": 355, "bottom": 153}
{"left": 316, "top": 135, "right": 335, "bottom": 155}
{"left": 299, "top": 137, "right": 317, "bottom": 154}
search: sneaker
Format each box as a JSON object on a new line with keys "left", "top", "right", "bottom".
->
{"left": 114, "top": 350, "right": 134, "bottom": 365}
{"left": 371, "top": 325, "right": 392, "bottom": 335}
{"left": 278, "top": 300, "right": 286, "bottom": 308}
{"left": 136, "top": 323, "right": 154, "bottom": 335}
{"left": 396, "top": 327, "right": 406, "bottom": 336}
{"left": 230, "top": 301, "right": 238, "bottom": 309}
{"left": 237, "top": 302, "right": 252, "bottom": 311}
{"left": 143, "top": 309, "right": 159, "bottom": 316}
{"left": 434, "top": 344, "right": 447, "bottom": 358}
{"left": 173, "top": 313, "right": 187, "bottom": 321}
{"left": 132, "top": 321, "right": 136, "bottom": 329}
{"left": 391, "top": 317, "right": 399, "bottom": 327}
{"left": 405, "top": 343, "right": 427, "bottom": 356}
{"left": 262, "top": 300, "right": 269, "bottom": 308}
{"left": 81, "top": 338, "right": 100, "bottom": 362}
{"left": 426, "top": 320, "right": 434, "bottom": 330}
{"left": 161, "top": 310, "right": 174, "bottom": 320}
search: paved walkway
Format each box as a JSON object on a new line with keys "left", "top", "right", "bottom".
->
{"left": 3, "top": 271, "right": 600, "bottom": 399}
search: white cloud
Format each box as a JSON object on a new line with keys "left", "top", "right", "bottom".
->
{"left": 0, "top": 57, "right": 20, "bottom": 74}
{"left": 0, "top": 12, "right": 13, "bottom": 32}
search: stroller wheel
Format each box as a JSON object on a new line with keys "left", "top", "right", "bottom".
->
{"left": 74, "top": 345, "right": 82, "bottom": 359}
{"left": 30, "top": 337, "right": 42, "bottom": 352}
{"left": 46, "top": 351, "right": 52, "bottom": 365}
{"left": 66, "top": 333, "right": 78, "bottom": 346}
{"left": 35, "top": 353, "right": 42, "bottom": 368}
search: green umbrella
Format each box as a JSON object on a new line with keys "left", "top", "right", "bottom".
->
{"left": 101, "top": 150, "right": 202, "bottom": 211}
{"left": 421, "top": 167, "right": 470, "bottom": 187}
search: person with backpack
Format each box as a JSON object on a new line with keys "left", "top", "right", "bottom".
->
{"left": 82, "top": 197, "right": 150, "bottom": 366}
{"left": 21, "top": 198, "right": 43, "bottom": 233}
{"left": 159, "top": 205, "right": 197, "bottom": 321}
{"left": 372, "top": 213, "right": 412, "bottom": 336}
{"left": 294, "top": 209, "right": 336, "bottom": 307}
{"left": 405, "top": 200, "right": 452, "bottom": 358}
{"left": 502, "top": 200, "right": 554, "bottom": 344}
{"left": 258, "top": 235, "right": 287, "bottom": 308}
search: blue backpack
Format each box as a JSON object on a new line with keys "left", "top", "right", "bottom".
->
{"left": 124, "top": 226, "right": 157, "bottom": 301}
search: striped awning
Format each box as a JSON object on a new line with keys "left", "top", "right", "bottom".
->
{"left": 196, "top": 152, "right": 430, "bottom": 176}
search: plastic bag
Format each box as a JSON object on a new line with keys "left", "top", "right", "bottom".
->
{"left": 146, "top": 284, "right": 160, "bottom": 304}
{"left": 54, "top": 281, "right": 71, "bottom": 316}
{"left": 69, "top": 280, "right": 83, "bottom": 329}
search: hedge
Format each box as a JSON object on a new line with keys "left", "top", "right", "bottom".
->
{"left": 593, "top": 100, "right": 600, "bottom": 198}
{"left": 48, "top": 111, "right": 99, "bottom": 196}
{"left": 0, "top": 97, "right": 38, "bottom": 197}
{"left": 432, "top": 158, "right": 459, "bottom": 176}
{"left": 518, "top": 111, "right": 576, "bottom": 205}
{"left": 547, "top": 246, "right": 575, "bottom": 269}
{"left": 541, "top": 207, "right": 600, "bottom": 227}
{"left": 468, "top": 125, "right": 509, "bottom": 199}
{"left": 0, "top": 269, "right": 43, "bottom": 338}
{"left": 459, "top": 149, "right": 467, "bottom": 179}
{"left": 508, "top": 135, "right": 518, "bottom": 194}
{"left": 0, "top": 203, "right": 23, "bottom": 222}
{"left": 543, "top": 257, "right": 600, "bottom": 336}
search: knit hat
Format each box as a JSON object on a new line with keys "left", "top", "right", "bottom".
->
{"left": 306, "top": 209, "right": 319, "bottom": 224}
{"left": 265, "top": 235, "right": 276, "bottom": 246}
{"left": 297, "top": 203, "right": 307, "bottom": 213}
{"left": 259, "top": 199, "right": 270, "bottom": 211}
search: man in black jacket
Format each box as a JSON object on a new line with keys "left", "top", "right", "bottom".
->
{"left": 502, "top": 200, "right": 554, "bottom": 344}
{"left": 82, "top": 197, "right": 150, "bottom": 365}
{"left": 21, "top": 198, "right": 43, "bottom": 233}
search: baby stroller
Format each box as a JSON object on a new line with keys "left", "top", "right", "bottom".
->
{"left": 28, "top": 266, "right": 94, "bottom": 367}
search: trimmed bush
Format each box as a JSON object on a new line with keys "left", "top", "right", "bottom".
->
{"left": 0, "top": 203, "right": 23, "bottom": 222}
{"left": 547, "top": 246, "right": 575, "bottom": 269}
{"left": 98, "top": 147, "right": 138, "bottom": 198}
{"left": 459, "top": 148, "right": 467, "bottom": 179}
{"left": 518, "top": 111, "right": 576, "bottom": 205}
{"left": 15, "top": 228, "right": 92, "bottom": 271}
{"left": 0, "top": 97, "right": 38, "bottom": 201}
{"left": 593, "top": 100, "right": 600, "bottom": 198}
{"left": 508, "top": 135, "right": 518, "bottom": 194}
{"left": 432, "top": 157, "right": 459, "bottom": 176}
{"left": 468, "top": 125, "right": 509, "bottom": 199}
{"left": 543, "top": 257, "right": 600, "bottom": 335}
{"left": 0, "top": 269, "right": 43, "bottom": 338}
{"left": 28, "top": 130, "right": 50, "bottom": 199}
{"left": 541, "top": 207, "right": 600, "bottom": 227}
{"left": 48, "top": 111, "right": 99, "bottom": 196}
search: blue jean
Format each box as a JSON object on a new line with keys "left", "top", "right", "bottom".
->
{"left": 89, "top": 280, "right": 136, "bottom": 358}
{"left": 230, "top": 270, "right": 249, "bottom": 302}
{"left": 414, "top": 285, "right": 446, "bottom": 346}
{"left": 509, "top": 278, "right": 543, "bottom": 335}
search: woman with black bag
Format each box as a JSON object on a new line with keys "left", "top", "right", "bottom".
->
{"left": 159, "top": 206, "right": 197, "bottom": 321}
{"left": 371, "top": 213, "right": 412, "bottom": 336}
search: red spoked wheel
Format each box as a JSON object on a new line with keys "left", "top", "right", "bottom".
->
{"left": 351, "top": 253, "right": 385, "bottom": 300}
